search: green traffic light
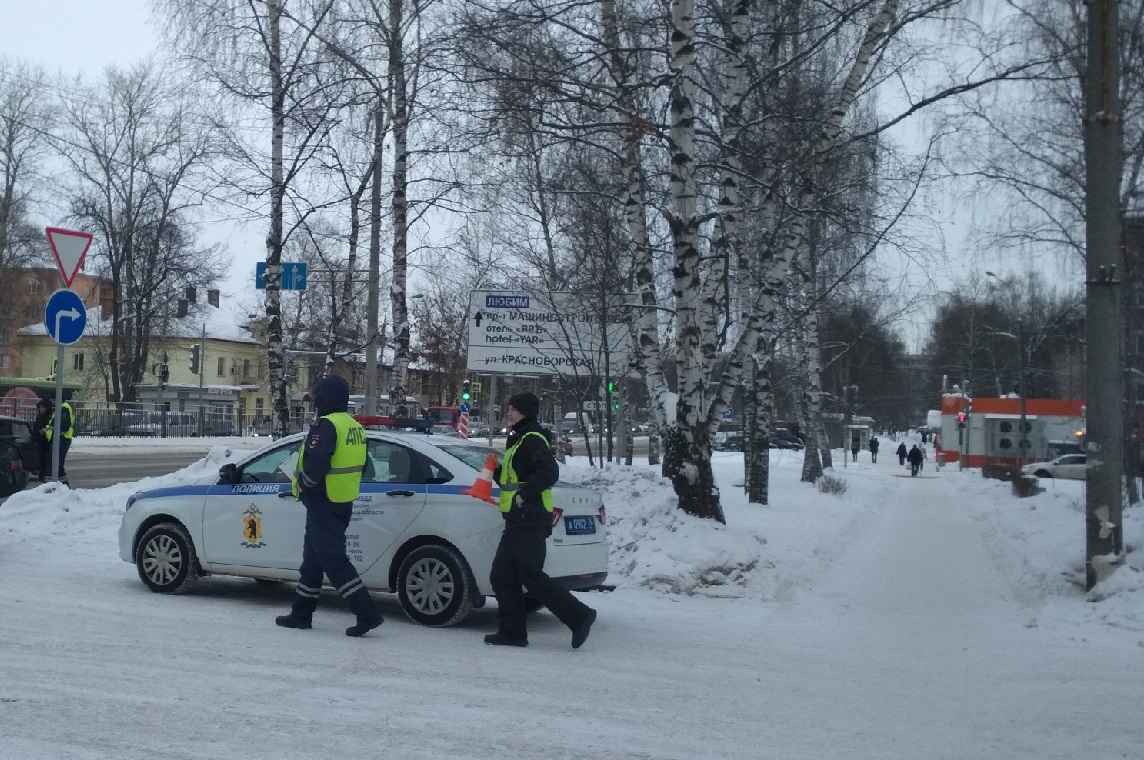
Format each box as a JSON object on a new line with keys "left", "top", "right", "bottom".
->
{"left": 461, "top": 392, "right": 471, "bottom": 401}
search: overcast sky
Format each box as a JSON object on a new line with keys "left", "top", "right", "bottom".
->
{"left": 0, "top": 0, "right": 268, "bottom": 312}
{"left": 0, "top": 1, "right": 158, "bottom": 78}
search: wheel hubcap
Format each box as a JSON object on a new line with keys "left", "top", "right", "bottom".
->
{"left": 406, "top": 557, "right": 454, "bottom": 614}
{"left": 142, "top": 534, "right": 182, "bottom": 585}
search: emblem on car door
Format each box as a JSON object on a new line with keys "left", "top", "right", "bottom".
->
{"left": 241, "top": 505, "right": 266, "bottom": 548}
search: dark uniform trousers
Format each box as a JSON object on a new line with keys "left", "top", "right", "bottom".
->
{"left": 292, "top": 500, "right": 373, "bottom": 617}
{"left": 490, "top": 524, "right": 593, "bottom": 640}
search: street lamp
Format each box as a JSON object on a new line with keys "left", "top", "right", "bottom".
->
{"left": 985, "top": 271, "right": 1030, "bottom": 466}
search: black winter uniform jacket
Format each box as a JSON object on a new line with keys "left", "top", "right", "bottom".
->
{"left": 497, "top": 418, "right": 559, "bottom": 530}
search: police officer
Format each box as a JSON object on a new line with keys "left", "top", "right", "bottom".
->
{"left": 44, "top": 397, "right": 74, "bottom": 485}
{"left": 485, "top": 391, "right": 597, "bottom": 649}
{"left": 32, "top": 399, "right": 52, "bottom": 481}
{"left": 275, "top": 374, "right": 384, "bottom": 637}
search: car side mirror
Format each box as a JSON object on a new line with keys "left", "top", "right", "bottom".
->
{"left": 218, "top": 462, "right": 240, "bottom": 484}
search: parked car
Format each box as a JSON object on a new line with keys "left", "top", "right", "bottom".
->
{"left": 0, "top": 415, "right": 40, "bottom": 479}
{"left": 77, "top": 410, "right": 144, "bottom": 437}
{"left": 119, "top": 430, "right": 609, "bottom": 627}
{"left": 0, "top": 440, "right": 28, "bottom": 496}
{"left": 1021, "top": 454, "right": 1087, "bottom": 480}
{"left": 125, "top": 411, "right": 198, "bottom": 437}
{"left": 715, "top": 431, "right": 744, "bottom": 452}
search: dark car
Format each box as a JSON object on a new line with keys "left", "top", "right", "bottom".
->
{"left": 0, "top": 416, "right": 39, "bottom": 494}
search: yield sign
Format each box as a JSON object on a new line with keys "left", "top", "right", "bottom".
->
{"left": 45, "top": 227, "right": 94, "bottom": 287}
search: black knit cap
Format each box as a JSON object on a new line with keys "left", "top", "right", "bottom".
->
{"left": 507, "top": 391, "right": 540, "bottom": 419}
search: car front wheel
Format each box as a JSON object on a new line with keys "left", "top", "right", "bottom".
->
{"left": 1035, "top": 470, "right": 1052, "bottom": 479}
{"left": 396, "top": 544, "right": 474, "bottom": 627}
{"left": 136, "top": 523, "right": 200, "bottom": 594}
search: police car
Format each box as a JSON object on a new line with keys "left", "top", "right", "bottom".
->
{"left": 118, "top": 430, "right": 609, "bottom": 627}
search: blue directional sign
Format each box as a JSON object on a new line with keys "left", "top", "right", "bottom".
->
{"left": 459, "top": 402, "right": 471, "bottom": 413}
{"left": 256, "top": 261, "right": 308, "bottom": 290}
{"left": 44, "top": 289, "right": 87, "bottom": 345}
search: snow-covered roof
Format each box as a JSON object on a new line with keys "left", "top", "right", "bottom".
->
{"left": 17, "top": 305, "right": 257, "bottom": 344}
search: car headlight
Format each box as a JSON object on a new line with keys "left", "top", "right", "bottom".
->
{"left": 125, "top": 492, "right": 141, "bottom": 512}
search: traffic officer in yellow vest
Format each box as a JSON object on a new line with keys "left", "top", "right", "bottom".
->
{"left": 44, "top": 397, "right": 75, "bottom": 486}
{"left": 275, "top": 374, "right": 384, "bottom": 637}
{"left": 485, "top": 391, "right": 597, "bottom": 648}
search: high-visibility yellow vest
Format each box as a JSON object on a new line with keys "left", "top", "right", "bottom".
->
{"left": 498, "top": 430, "right": 554, "bottom": 514}
{"left": 294, "top": 412, "right": 367, "bottom": 502}
{"left": 46, "top": 401, "right": 75, "bottom": 441}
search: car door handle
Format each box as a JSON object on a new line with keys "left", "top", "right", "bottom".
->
{"left": 385, "top": 490, "right": 416, "bottom": 497}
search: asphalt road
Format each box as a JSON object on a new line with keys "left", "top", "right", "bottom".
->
{"left": 25, "top": 451, "right": 208, "bottom": 491}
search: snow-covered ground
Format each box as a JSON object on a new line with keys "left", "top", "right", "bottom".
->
{"left": 2, "top": 436, "right": 1142, "bottom": 759}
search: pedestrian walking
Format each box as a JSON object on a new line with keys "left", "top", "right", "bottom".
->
{"left": 275, "top": 374, "right": 384, "bottom": 637}
{"left": 907, "top": 444, "right": 924, "bottom": 476}
{"left": 869, "top": 436, "right": 880, "bottom": 463}
{"left": 896, "top": 441, "right": 907, "bottom": 466}
{"left": 850, "top": 436, "right": 861, "bottom": 463}
{"left": 485, "top": 391, "right": 597, "bottom": 649}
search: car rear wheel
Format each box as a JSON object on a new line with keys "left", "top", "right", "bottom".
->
{"left": 136, "top": 523, "right": 199, "bottom": 594}
{"left": 396, "top": 544, "right": 474, "bottom": 627}
{"left": 1035, "top": 470, "right": 1052, "bottom": 479}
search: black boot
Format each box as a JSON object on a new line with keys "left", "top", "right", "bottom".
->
{"left": 571, "top": 608, "right": 597, "bottom": 649}
{"left": 346, "top": 607, "right": 384, "bottom": 637}
{"left": 484, "top": 633, "right": 528, "bottom": 647}
{"left": 275, "top": 610, "right": 312, "bottom": 630}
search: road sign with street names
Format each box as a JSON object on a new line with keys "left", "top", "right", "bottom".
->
{"left": 466, "top": 290, "right": 633, "bottom": 376}
{"left": 256, "top": 261, "right": 308, "bottom": 290}
{"left": 45, "top": 227, "right": 94, "bottom": 287}
{"left": 44, "top": 289, "right": 88, "bottom": 346}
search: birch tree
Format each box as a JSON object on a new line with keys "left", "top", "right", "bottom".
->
{"left": 161, "top": 0, "right": 340, "bottom": 435}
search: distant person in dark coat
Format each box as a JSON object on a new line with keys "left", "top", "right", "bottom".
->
{"left": 850, "top": 437, "right": 860, "bottom": 463}
{"left": 869, "top": 437, "right": 880, "bottom": 463}
{"left": 907, "top": 444, "right": 924, "bottom": 476}
{"left": 896, "top": 442, "right": 908, "bottom": 466}
{"left": 32, "top": 400, "right": 52, "bottom": 481}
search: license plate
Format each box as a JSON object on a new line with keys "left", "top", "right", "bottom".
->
{"left": 563, "top": 515, "right": 596, "bottom": 535}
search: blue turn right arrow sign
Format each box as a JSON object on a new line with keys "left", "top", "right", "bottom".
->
{"left": 44, "top": 289, "right": 87, "bottom": 346}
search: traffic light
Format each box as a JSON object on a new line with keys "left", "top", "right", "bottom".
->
{"left": 957, "top": 412, "right": 966, "bottom": 429}
{"left": 461, "top": 379, "right": 471, "bottom": 402}
{"left": 189, "top": 344, "right": 201, "bottom": 374}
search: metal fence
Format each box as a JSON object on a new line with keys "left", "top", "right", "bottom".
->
{"left": 67, "top": 402, "right": 307, "bottom": 439}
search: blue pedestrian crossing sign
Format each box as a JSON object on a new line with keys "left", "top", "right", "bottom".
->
{"left": 44, "top": 289, "right": 87, "bottom": 346}
{"left": 256, "top": 261, "right": 308, "bottom": 290}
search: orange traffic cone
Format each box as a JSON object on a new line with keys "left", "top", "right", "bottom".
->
{"left": 462, "top": 453, "right": 499, "bottom": 505}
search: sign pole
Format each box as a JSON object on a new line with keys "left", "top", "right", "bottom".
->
{"left": 51, "top": 341, "right": 65, "bottom": 481}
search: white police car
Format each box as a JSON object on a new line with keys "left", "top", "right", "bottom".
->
{"left": 118, "top": 430, "right": 608, "bottom": 626}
